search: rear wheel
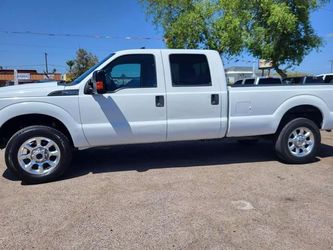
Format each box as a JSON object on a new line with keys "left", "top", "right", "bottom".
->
{"left": 275, "top": 118, "right": 320, "bottom": 164}
{"left": 5, "top": 126, "right": 72, "bottom": 184}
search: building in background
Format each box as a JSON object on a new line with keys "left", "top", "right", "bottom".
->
{"left": 225, "top": 66, "right": 255, "bottom": 84}
{"left": 225, "top": 66, "right": 268, "bottom": 84}
{"left": 0, "top": 69, "right": 62, "bottom": 86}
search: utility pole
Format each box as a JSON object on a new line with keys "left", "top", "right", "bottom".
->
{"left": 330, "top": 60, "right": 333, "bottom": 73}
{"left": 44, "top": 52, "right": 49, "bottom": 75}
{"left": 14, "top": 69, "right": 18, "bottom": 85}
{"left": 250, "top": 60, "right": 256, "bottom": 77}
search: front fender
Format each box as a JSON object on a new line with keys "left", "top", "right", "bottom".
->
{"left": 0, "top": 101, "right": 89, "bottom": 148}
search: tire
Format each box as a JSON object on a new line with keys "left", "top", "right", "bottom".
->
{"left": 275, "top": 118, "right": 320, "bottom": 164}
{"left": 5, "top": 125, "right": 72, "bottom": 184}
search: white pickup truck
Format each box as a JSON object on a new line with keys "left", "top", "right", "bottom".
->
{"left": 1, "top": 49, "right": 333, "bottom": 183}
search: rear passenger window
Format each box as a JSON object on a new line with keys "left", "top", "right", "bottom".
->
{"left": 169, "top": 54, "right": 211, "bottom": 87}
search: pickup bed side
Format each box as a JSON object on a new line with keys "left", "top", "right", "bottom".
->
{"left": 227, "top": 86, "right": 333, "bottom": 137}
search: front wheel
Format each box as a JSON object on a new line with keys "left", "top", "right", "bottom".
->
{"left": 5, "top": 126, "right": 72, "bottom": 184}
{"left": 275, "top": 118, "right": 321, "bottom": 164}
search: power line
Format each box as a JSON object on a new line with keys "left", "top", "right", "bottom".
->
{"left": 0, "top": 30, "right": 163, "bottom": 41}
{"left": 0, "top": 42, "right": 77, "bottom": 50}
{"left": 1, "top": 64, "right": 66, "bottom": 69}
{"left": 2, "top": 64, "right": 45, "bottom": 68}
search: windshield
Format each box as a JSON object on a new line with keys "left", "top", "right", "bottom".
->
{"left": 71, "top": 53, "right": 115, "bottom": 85}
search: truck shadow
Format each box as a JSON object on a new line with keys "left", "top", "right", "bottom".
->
{"left": 3, "top": 140, "right": 333, "bottom": 183}
{"left": 62, "top": 140, "right": 333, "bottom": 180}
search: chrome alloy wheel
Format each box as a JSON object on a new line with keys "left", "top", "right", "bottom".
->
{"left": 17, "top": 137, "right": 61, "bottom": 175}
{"left": 288, "top": 127, "right": 315, "bottom": 157}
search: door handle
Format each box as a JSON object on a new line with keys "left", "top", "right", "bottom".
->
{"left": 155, "top": 95, "right": 164, "bottom": 107}
{"left": 211, "top": 94, "right": 219, "bottom": 105}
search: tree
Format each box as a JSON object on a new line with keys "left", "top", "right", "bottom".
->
{"left": 66, "top": 60, "right": 75, "bottom": 73}
{"left": 140, "top": 0, "right": 330, "bottom": 77}
{"left": 66, "top": 49, "right": 98, "bottom": 80}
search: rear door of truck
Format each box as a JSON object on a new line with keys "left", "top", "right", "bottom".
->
{"left": 161, "top": 50, "right": 227, "bottom": 141}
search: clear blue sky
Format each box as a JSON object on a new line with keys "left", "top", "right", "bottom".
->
{"left": 0, "top": 0, "right": 332, "bottom": 74}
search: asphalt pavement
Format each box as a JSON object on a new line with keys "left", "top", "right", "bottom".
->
{"left": 1, "top": 133, "right": 332, "bottom": 249}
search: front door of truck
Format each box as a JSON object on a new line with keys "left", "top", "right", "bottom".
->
{"left": 79, "top": 51, "right": 167, "bottom": 146}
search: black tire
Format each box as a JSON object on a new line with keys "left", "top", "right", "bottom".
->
{"left": 5, "top": 125, "right": 72, "bottom": 184}
{"left": 275, "top": 118, "right": 320, "bottom": 164}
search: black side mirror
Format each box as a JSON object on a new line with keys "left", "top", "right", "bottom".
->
{"left": 91, "top": 70, "right": 107, "bottom": 94}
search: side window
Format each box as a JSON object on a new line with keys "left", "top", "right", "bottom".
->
{"left": 233, "top": 80, "right": 243, "bottom": 85}
{"left": 258, "top": 78, "right": 282, "bottom": 85}
{"left": 291, "top": 78, "right": 302, "bottom": 84}
{"left": 325, "top": 75, "right": 333, "bottom": 83}
{"left": 244, "top": 79, "right": 255, "bottom": 85}
{"left": 103, "top": 54, "right": 157, "bottom": 92}
{"left": 169, "top": 54, "right": 212, "bottom": 87}
{"left": 305, "top": 76, "right": 324, "bottom": 84}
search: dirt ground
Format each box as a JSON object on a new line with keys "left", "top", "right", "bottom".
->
{"left": 0, "top": 133, "right": 332, "bottom": 250}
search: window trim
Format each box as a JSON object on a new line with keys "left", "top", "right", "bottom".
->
{"left": 169, "top": 53, "right": 212, "bottom": 87}
{"left": 102, "top": 53, "right": 158, "bottom": 93}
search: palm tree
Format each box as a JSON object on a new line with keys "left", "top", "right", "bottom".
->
{"left": 66, "top": 60, "right": 75, "bottom": 73}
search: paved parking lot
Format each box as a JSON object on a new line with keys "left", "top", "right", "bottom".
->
{"left": 0, "top": 133, "right": 332, "bottom": 250}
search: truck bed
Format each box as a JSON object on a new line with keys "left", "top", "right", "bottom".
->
{"left": 227, "top": 84, "right": 333, "bottom": 137}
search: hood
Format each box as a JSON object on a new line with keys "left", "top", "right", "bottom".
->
{"left": 0, "top": 81, "right": 65, "bottom": 98}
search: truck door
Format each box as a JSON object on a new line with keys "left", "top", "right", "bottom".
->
{"left": 79, "top": 51, "right": 167, "bottom": 146}
{"left": 161, "top": 51, "right": 223, "bottom": 141}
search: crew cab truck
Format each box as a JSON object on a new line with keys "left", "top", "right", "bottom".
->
{"left": 1, "top": 49, "right": 333, "bottom": 183}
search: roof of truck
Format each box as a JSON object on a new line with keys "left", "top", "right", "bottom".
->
{"left": 114, "top": 48, "right": 220, "bottom": 53}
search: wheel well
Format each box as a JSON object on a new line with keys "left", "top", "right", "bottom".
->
{"left": 278, "top": 105, "right": 323, "bottom": 132}
{"left": 0, "top": 114, "right": 74, "bottom": 149}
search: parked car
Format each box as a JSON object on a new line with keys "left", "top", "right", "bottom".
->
{"left": 233, "top": 79, "right": 243, "bottom": 85}
{"left": 283, "top": 76, "right": 324, "bottom": 85}
{"left": 317, "top": 73, "right": 333, "bottom": 83}
{"left": 255, "top": 77, "right": 282, "bottom": 85}
{"left": 233, "top": 77, "right": 282, "bottom": 86}
{"left": 0, "top": 49, "right": 333, "bottom": 183}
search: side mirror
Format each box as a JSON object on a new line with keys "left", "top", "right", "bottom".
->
{"left": 91, "top": 70, "right": 107, "bottom": 94}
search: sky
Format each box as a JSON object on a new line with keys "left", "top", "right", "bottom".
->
{"left": 0, "top": 0, "right": 332, "bottom": 74}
